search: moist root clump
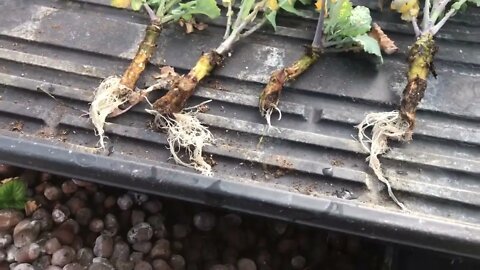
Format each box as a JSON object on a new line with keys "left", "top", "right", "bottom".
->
{"left": 147, "top": 107, "right": 214, "bottom": 176}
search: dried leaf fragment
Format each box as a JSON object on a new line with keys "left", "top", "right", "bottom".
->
{"left": 179, "top": 19, "right": 209, "bottom": 34}
{"left": 25, "top": 200, "right": 40, "bottom": 216}
{"left": 368, "top": 23, "right": 398, "bottom": 55}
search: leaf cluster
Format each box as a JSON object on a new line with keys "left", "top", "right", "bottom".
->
{"left": 323, "top": 0, "right": 382, "bottom": 61}
{"left": 112, "top": 0, "right": 220, "bottom": 22}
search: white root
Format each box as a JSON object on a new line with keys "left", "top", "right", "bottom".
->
{"left": 89, "top": 76, "right": 131, "bottom": 149}
{"left": 263, "top": 104, "right": 282, "bottom": 129}
{"left": 89, "top": 75, "right": 171, "bottom": 149}
{"left": 356, "top": 111, "right": 409, "bottom": 211}
{"left": 147, "top": 108, "right": 214, "bottom": 176}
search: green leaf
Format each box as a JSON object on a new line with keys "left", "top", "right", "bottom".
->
{"left": 299, "top": 0, "right": 311, "bottom": 5}
{"left": 169, "top": 0, "right": 220, "bottom": 21}
{"left": 131, "top": 0, "right": 145, "bottom": 10}
{"left": 451, "top": 0, "right": 478, "bottom": 10}
{"left": 240, "top": 0, "right": 256, "bottom": 18}
{"left": 324, "top": 0, "right": 353, "bottom": 36}
{"left": 266, "top": 10, "right": 277, "bottom": 30}
{"left": 352, "top": 34, "right": 383, "bottom": 63}
{"left": 0, "top": 178, "right": 27, "bottom": 210}
{"left": 188, "top": 0, "right": 221, "bottom": 18}
{"left": 279, "top": 0, "right": 308, "bottom": 17}
{"left": 340, "top": 6, "right": 372, "bottom": 37}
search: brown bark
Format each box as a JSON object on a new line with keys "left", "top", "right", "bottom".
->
{"left": 120, "top": 24, "right": 162, "bottom": 90}
{"left": 399, "top": 34, "right": 437, "bottom": 131}
{"left": 153, "top": 51, "right": 222, "bottom": 115}
{"left": 259, "top": 47, "right": 320, "bottom": 116}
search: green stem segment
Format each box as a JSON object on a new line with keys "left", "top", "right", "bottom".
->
{"left": 259, "top": 47, "right": 321, "bottom": 116}
{"left": 120, "top": 24, "right": 162, "bottom": 89}
{"left": 259, "top": 3, "right": 325, "bottom": 118}
{"left": 107, "top": 23, "right": 162, "bottom": 118}
{"left": 400, "top": 33, "right": 437, "bottom": 132}
{"left": 152, "top": 51, "right": 223, "bottom": 115}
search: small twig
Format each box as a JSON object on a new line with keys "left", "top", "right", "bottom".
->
{"left": 224, "top": 2, "right": 234, "bottom": 39}
{"left": 412, "top": 17, "right": 421, "bottom": 37}
{"left": 430, "top": 8, "right": 456, "bottom": 35}
{"left": 37, "top": 87, "right": 88, "bottom": 114}
{"left": 422, "top": 0, "right": 431, "bottom": 30}
{"left": 311, "top": 0, "right": 326, "bottom": 49}
{"left": 215, "top": 2, "right": 264, "bottom": 55}
{"left": 239, "top": 18, "right": 267, "bottom": 39}
{"left": 144, "top": 4, "right": 160, "bottom": 23}
{"left": 183, "top": 99, "right": 212, "bottom": 111}
{"left": 429, "top": 0, "right": 451, "bottom": 25}
{"left": 232, "top": 0, "right": 248, "bottom": 30}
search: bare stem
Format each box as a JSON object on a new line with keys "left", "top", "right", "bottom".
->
{"left": 430, "top": 8, "right": 456, "bottom": 35}
{"left": 412, "top": 17, "right": 421, "bottom": 37}
{"left": 224, "top": 2, "right": 234, "bottom": 39}
{"left": 144, "top": 4, "right": 160, "bottom": 23}
{"left": 239, "top": 17, "right": 267, "bottom": 39}
{"left": 215, "top": 1, "right": 265, "bottom": 55}
{"left": 311, "top": 0, "right": 326, "bottom": 49}
{"left": 422, "top": 0, "right": 431, "bottom": 30}
{"left": 429, "top": 0, "right": 451, "bottom": 26}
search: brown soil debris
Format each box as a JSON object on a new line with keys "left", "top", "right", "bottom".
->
{"left": 10, "top": 121, "right": 24, "bottom": 132}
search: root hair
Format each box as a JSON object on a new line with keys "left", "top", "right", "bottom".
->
{"left": 147, "top": 107, "right": 214, "bottom": 176}
{"left": 89, "top": 76, "right": 131, "bottom": 149}
{"left": 356, "top": 111, "right": 409, "bottom": 210}
{"left": 263, "top": 104, "right": 282, "bottom": 129}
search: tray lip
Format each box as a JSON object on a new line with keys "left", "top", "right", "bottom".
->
{"left": 1, "top": 133, "right": 479, "bottom": 259}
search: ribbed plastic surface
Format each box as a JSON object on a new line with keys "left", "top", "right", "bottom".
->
{"left": 0, "top": 0, "right": 479, "bottom": 258}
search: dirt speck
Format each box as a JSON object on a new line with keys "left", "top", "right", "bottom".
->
{"left": 197, "top": 104, "right": 209, "bottom": 113}
{"left": 331, "top": 159, "right": 344, "bottom": 167}
{"left": 205, "top": 154, "right": 217, "bottom": 167}
{"left": 10, "top": 121, "right": 24, "bottom": 132}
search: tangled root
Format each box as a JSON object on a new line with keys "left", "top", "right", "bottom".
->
{"left": 90, "top": 76, "right": 132, "bottom": 149}
{"left": 147, "top": 107, "right": 214, "bottom": 176}
{"left": 356, "top": 111, "right": 410, "bottom": 210}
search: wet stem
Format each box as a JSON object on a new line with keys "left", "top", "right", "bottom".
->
{"left": 311, "top": 1, "right": 326, "bottom": 50}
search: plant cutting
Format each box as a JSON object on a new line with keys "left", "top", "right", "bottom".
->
{"left": 90, "top": 0, "right": 221, "bottom": 149}
{"left": 356, "top": 0, "right": 479, "bottom": 210}
{"left": 147, "top": 0, "right": 309, "bottom": 175}
{"left": 258, "top": 0, "right": 388, "bottom": 126}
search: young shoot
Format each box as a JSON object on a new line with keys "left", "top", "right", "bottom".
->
{"left": 90, "top": 0, "right": 220, "bottom": 149}
{"left": 149, "top": 0, "right": 309, "bottom": 174}
{"left": 356, "top": 0, "right": 479, "bottom": 210}
{"left": 259, "top": 0, "right": 385, "bottom": 126}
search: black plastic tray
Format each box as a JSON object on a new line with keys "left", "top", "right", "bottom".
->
{"left": 1, "top": 0, "right": 479, "bottom": 259}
